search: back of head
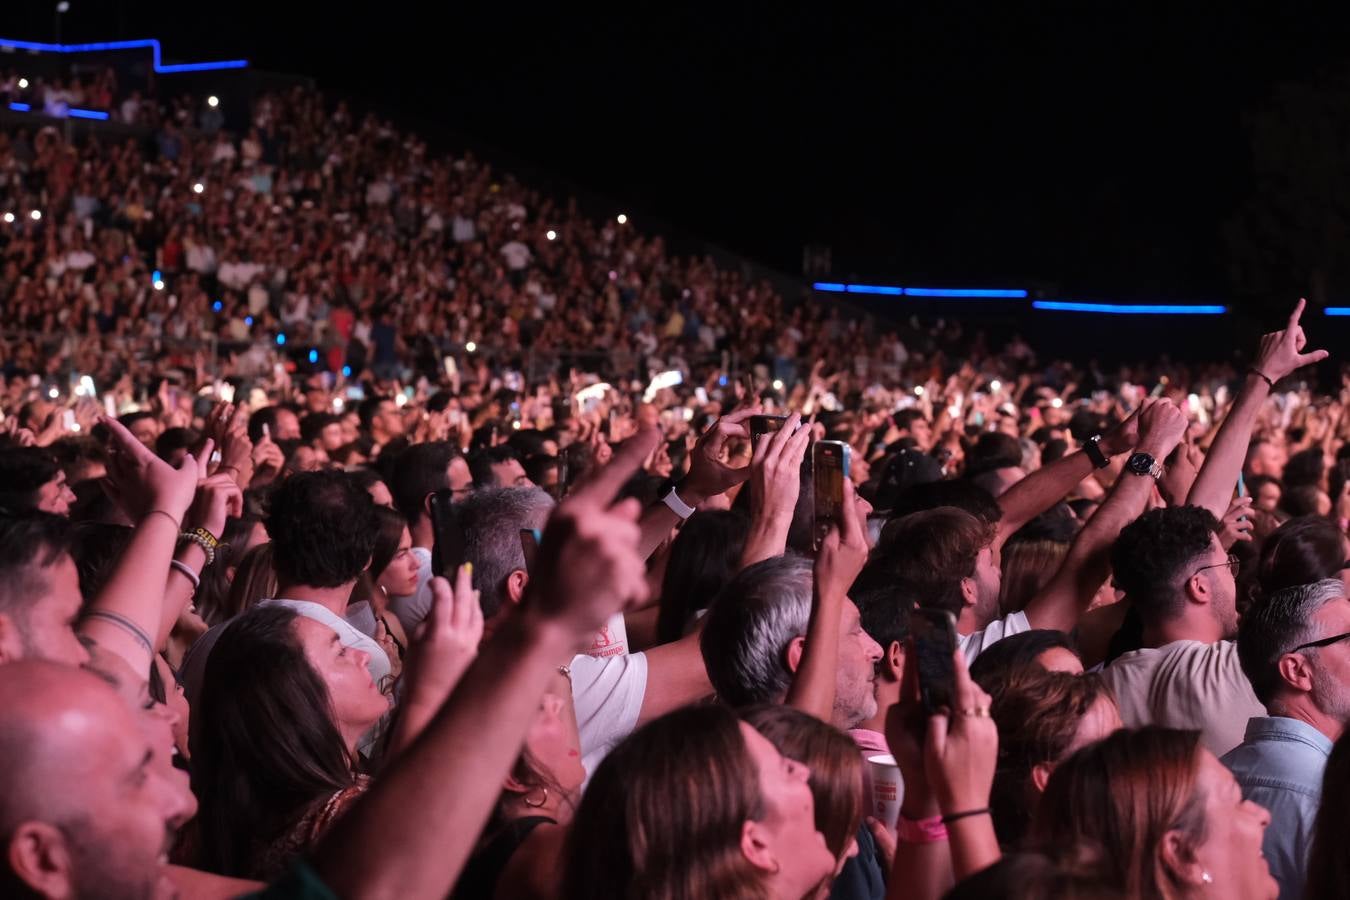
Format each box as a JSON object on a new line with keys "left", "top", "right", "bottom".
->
{"left": 1282, "top": 447, "right": 1325, "bottom": 489}
{"left": 0, "top": 512, "right": 70, "bottom": 626}
{"left": 875, "top": 507, "right": 995, "bottom": 618}
{"left": 657, "top": 509, "right": 750, "bottom": 644}
{"left": 946, "top": 850, "right": 1126, "bottom": 900}
{"left": 220, "top": 542, "right": 277, "bottom": 624}
{"left": 969, "top": 629, "right": 1080, "bottom": 691}
{"left": 565, "top": 704, "right": 767, "bottom": 900}
{"left": 457, "top": 486, "right": 554, "bottom": 619}
{"left": 888, "top": 479, "right": 1002, "bottom": 524}
{"left": 966, "top": 432, "right": 1025, "bottom": 478}
{"left": 701, "top": 555, "right": 813, "bottom": 708}
{"left": 1110, "top": 506, "right": 1219, "bottom": 627}
{"left": 1307, "top": 730, "right": 1350, "bottom": 900}
{"left": 388, "top": 441, "right": 458, "bottom": 527}
{"left": 1237, "top": 578, "right": 1345, "bottom": 707}
{"left": 1255, "top": 516, "right": 1346, "bottom": 601}
{"left": 190, "top": 604, "right": 351, "bottom": 877}
{"left": 742, "top": 705, "right": 862, "bottom": 859}
{"left": 871, "top": 448, "right": 943, "bottom": 513}
{"left": 0, "top": 447, "right": 59, "bottom": 513}
{"left": 68, "top": 521, "right": 134, "bottom": 602}
{"left": 266, "top": 470, "right": 380, "bottom": 589}
{"left": 854, "top": 571, "right": 912, "bottom": 654}
{"left": 988, "top": 669, "right": 1113, "bottom": 849}
{"left": 1031, "top": 727, "right": 1205, "bottom": 899}
{"left": 1000, "top": 539, "right": 1071, "bottom": 616}
{"left": 467, "top": 444, "right": 520, "bottom": 488}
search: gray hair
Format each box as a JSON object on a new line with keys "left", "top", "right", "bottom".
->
{"left": 700, "top": 554, "right": 813, "bottom": 708}
{"left": 457, "top": 487, "right": 554, "bottom": 619}
{"left": 1238, "top": 578, "right": 1346, "bottom": 706}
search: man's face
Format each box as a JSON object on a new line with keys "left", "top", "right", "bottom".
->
{"left": 968, "top": 543, "right": 1003, "bottom": 629}
{"left": 57, "top": 683, "right": 193, "bottom": 900}
{"left": 1254, "top": 443, "right": 1287, "bottom": 479}
{"left": 910, "top": 418, "right": 933, "bottom": 450}
{"left": 319, "top": 423, "right": 345, "bottom": 453}
{"left": 274, "top": 409, "right": 302, "bottom": 441}
{"left": 832, "top": 599, "right": 884, "bottom": 729}
{"left": 0, "top": 554, "right": 88, "bottom": 667}
{"left": 1255, "top": 482, "right": 1281, "bottom": 513}
{"left": 490, "top": 458, "right": 533, "bottom": 488}
{"left": 376, "top": 402, "right": 405, "bottom": 438}
{"left": 447, "top": 457, "right": 474, "bottom": 501}
{"left": 1305, "top": 596, "right": 1350, "bottom": 722}
{"left": 36, "top": 471, "right": 76, "bottom": 516}
{"left": 1196, "top": 535, "right": 1239, "bottom": 638}
{"left": 128, "top": 418, "right": 161, "bottom": 449}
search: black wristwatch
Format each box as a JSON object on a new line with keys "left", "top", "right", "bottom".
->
{"left": 1126, "top": 451, "right": 1163, "bottom": 481}
{"left": 1083, "top": 434, "right": 1110, "bottom": 469}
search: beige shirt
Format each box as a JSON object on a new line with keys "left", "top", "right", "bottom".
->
{"left": 1100, "top": 639, "right": 1266, "bottom": 757}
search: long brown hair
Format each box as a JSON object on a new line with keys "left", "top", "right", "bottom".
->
{"left": 989, "top": 669, "right": 1115, "bottom": 849}
{"left": 564, "top": 705, "right": 769, "bottom": 900}
{"left": 999, "top": 539, "right": 1069, "bottom": 616}
{"left": 741, "top": 705, "right": 863, "bottom": 860}
{"left": 1030, "top": 728, "right": 1207, "bottom": 899}
{"left": 222, "top": 542, "right": 278, "bottom": 621}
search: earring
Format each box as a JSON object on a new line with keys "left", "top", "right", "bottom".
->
{"left": 524, "top": 787, "right": 549, "bottom": 808}
{"left": 1201, "top": 871, "right": 1213, "bottom": 885}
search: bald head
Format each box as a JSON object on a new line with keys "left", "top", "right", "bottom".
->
{"left": 0, "top": 661, "right": 190, "bottom": 900}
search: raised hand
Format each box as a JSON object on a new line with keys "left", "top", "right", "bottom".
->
{"left": 407, "top": 566, "right": 485, "bottom": 700}
{"left": 923, "top": 649, "right": 998, "bottom": 818}
{"left": 185, "top": 473, "right": 245, "bottom": 540}
{"left": 1253, "top": 298, "right": 1330, "bottom": 384}
{"left": 101, "top": 415, "right": 206, "bottom": 524}
{"left": 679, "top": 406, "right": 759, "bottom": 504}
{"left": 1135, "top": 397, "right": 1188, "bottom": 458}
{"left": 814, "top": 478, "right": 869, "bottom": 601}
{"left": 1217, "top": 496, "right": 1255, "bottom": 549}
{"left": 747, "top": 412, "right": 811, "bottom": 524}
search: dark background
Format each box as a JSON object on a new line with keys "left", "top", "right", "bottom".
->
{"left": 10, "top": 2, "right": 1350, "bottom": 318}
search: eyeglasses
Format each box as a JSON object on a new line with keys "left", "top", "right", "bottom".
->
{"left": 1191, "top": 554, "right": 1239, "bottom": 579}
{"left": 1290, "top": 631, "right": 1350, "bottom": 653}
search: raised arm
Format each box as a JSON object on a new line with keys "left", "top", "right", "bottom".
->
{"left": 785, "top": 478, "right": 867, "bottom": 720}
{"left": 634, "top": 408, "right": 756, "bottom": 560}
{"left": 310, "top": 418, "right": 653, "bottom": 900}
{"left": 1023, "top": 400, "right": 1187, "bottom": 633}
{"left": 79, "top": 417, "right": 204, "bottom": 676}
{"left": 1187, "top": 300, "right": 1328, "bottom": 518}
{"left": 740, "top": 413, "right": 811, "bottom": 569}
{"left": 994, "top": 408, "right": 1139, "bottom": 548}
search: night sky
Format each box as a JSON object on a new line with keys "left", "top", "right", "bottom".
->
{"left": 10, "top": 2, "right": 1350, "bottom": 313}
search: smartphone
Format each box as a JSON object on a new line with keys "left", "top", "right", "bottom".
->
{"left": 520, "top": 528, "right": 541, "bottom": 574}
{"left": 910, "top": 607, "right": 959, "bottom": 715}
{"left": 1236, "top": 473, "right": 1247, "bottom": 499}
{"left": 812, "top": 440, "right": 851, "bottom": 546}
{"left": 429, "top": 489, "right": 465, "bottom": 578}
{"left": 749, "top": 414, "right": 788, "bottom": 447}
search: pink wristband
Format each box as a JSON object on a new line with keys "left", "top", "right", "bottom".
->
{"left": 897, "top": 814, "right": 948, "bottom": 844}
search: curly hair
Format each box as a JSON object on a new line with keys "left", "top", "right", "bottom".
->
{"left": 265, "top": 470, "right": 380, "bottom": 589}
{"left": 1109, "top": 506, "right": 1220, "bottom": 625}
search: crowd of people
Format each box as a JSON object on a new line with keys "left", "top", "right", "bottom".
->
{"left": 4, "top": 76, "right": 1350, "bottom": 900}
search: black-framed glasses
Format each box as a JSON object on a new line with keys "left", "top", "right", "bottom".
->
{"left": 1291, "top": 631, "right": 1350, "bottom": 653}
{"left": 1191, "top": 554, "right": 1239, "bottom": 579}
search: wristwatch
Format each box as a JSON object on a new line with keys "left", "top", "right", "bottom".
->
{"left": 1083, "top": 434, "right": 1110, "bottom": 469}
{"left": 1126, "top": 451, "right": 1163, "bottom": 481}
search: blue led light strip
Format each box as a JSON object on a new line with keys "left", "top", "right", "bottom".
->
{"left": 1325, "top": 308, "right": 1350, "bottom": 317}
{"left": 1032, "top": 301, "right": 1228, "bottom": 315}
{"left": 812, "top": 282, "right": 1027, "bottom": 298}
{"left": 0, "top": 36, "right": 247, "bottom": 73}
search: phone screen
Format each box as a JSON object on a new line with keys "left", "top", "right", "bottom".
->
{"left": 812, "top": 440, "right": 850, "bottom": 544}
{"left": 429, "top": 489, "right": 466, "bottom": 578}
{"left": 909, "top": 607, "right": 958, "bottom": 715}
{"left": 520, "top": 528, "right": 541, "bottom": 574}
{"left": 749, "top": 414, "right": 787, "bottom": 447}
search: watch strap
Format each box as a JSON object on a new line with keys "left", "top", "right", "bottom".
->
{"left": 1083, "top": 434, "right": 1109, "bottom": 469}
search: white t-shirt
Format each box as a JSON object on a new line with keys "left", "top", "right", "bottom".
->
{"left": 1100, "top": 639, "right": 1266, "bottom": 757}
{"left": 958, "top": 610, "right": 1032, "bottom": 665}
{"left": 571, "top": 650, "right": 649, "bottom": 779}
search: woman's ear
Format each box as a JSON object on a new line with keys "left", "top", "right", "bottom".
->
{"left": 502, "top": 774, "right": 530, "bottom": 795}
{"left": 740, "top": 819, "right": 777, "bottom": 873}
{"left": 1030, "top": 761, "right": 1054, "bottom": 794}
{"left": 1158, "top": 829, "right": 1205, "bottom": 887}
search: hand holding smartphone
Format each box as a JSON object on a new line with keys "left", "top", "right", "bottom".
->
{"left": 429, "top": 489, "right": 466, "bottom": 578}
{"left": 812, "top": 440, "right": 851, "bottom": 548}
{"left": 909, "top": 607, "right": 959, "bottom": 715}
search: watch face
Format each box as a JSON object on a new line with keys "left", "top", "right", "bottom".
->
{"left": 1128, "top": 453, "right": 1156, "bottom": 475}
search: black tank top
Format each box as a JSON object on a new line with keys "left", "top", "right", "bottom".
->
{"left": 451, "top": 815, "right": 556, "bottom": 900}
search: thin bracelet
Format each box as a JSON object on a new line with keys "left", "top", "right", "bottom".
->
{"left": 81, "top": 609, "right": 154, "bottom": 657}
{"left": 1247, "top": 368, "right": 1275, "bottom": 389}
{"left": 941, "top": 807, "right": 992, "bottom": 825}
{"left": 143, "top": 508, "right": 181, "bottom": 529}
{"left": 170, "top": 559, "right": 201, "bottom": 591}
